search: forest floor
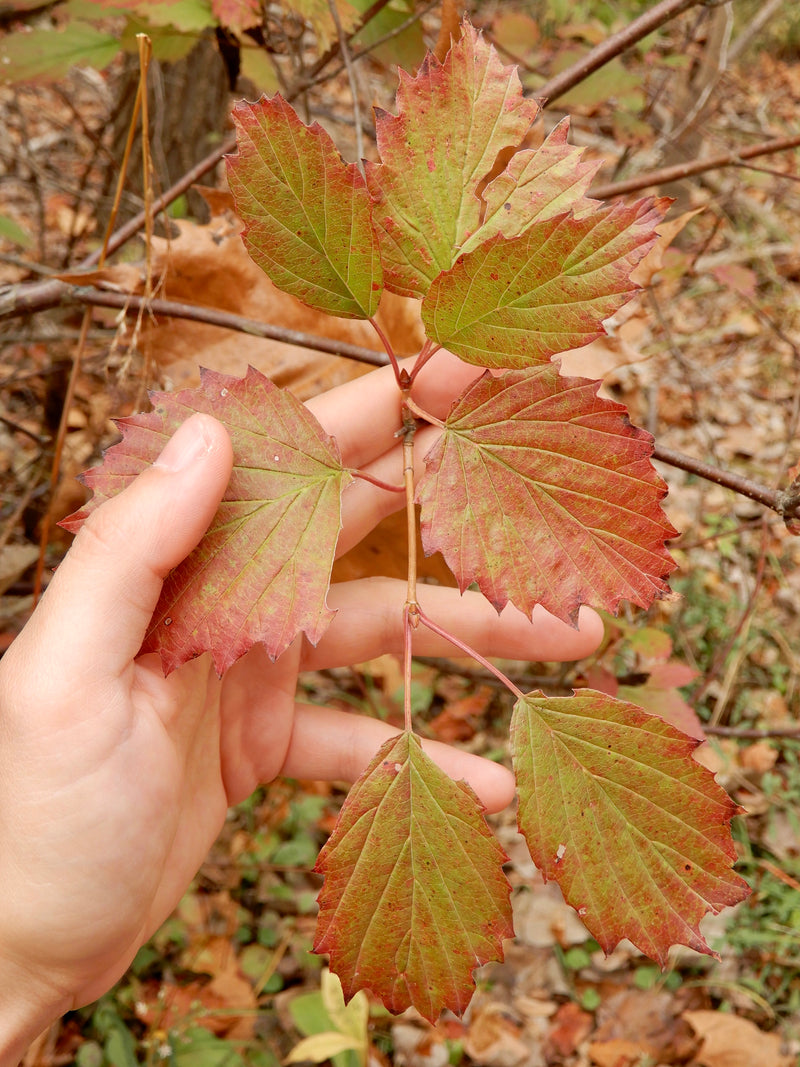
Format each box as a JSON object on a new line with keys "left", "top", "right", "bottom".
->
{"left": 2, "top": 2, "right": 800, "bottom": 1065}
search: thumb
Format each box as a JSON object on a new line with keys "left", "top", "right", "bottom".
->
{"left": 25, "top": 413, "right": 233, "bottom": 680}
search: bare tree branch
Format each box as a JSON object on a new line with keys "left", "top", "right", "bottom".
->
{"left": 22, "top": 280, "right": 800, "bottom": 528}
{"left": 591, "top": 133, "right": 800, "bottom": 200}
{"left": 704, "top": 724, "right": 800, "bottom": 739}
{"left": 535, "top": 0, "right": 708, "bottom": 106}
{"left": 652, "top": 441, "right": 800, "bottom": 526}
{"left": 69, "top": 287, "right": 390, "bottom": 367}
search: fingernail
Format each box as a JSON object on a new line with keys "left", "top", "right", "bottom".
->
{"left": 154, "top": 414, "right": 212, "bottom": 472}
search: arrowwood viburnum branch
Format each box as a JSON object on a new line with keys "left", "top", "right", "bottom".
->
{"left": 591, "top": 134, "right": 800, "bottom": 200}
{"left": 53, "top": 24, "right": 753, "bottom": 1008}
{"left": 704, "top": 724, "right": 800, "bottom": 739}
{"left": 19, "top": 283, "right": 800, "bottom": 528}
{"left": 652, "top": 442, "right": 800, "bottom": 525}
{"left": 535, "top": 0, "right": 706, "bottom": 106}
{"left": 69, "top": 288, "right": 390, "bottom": 367}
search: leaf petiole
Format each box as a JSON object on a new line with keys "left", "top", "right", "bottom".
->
{"left": 351, "top": 469, "right": 404, "bottom": 493}
{"left": 404, "top": 395, "right": 445, "bottom": 429}
{"left": 406, "top": 339, "right": 441, "bottom": 388}
{"left": 417, "top": 608, "right": 525, "bottom": 701}
{"left": 369, "top": 316, "right": 401, "bottom": 382}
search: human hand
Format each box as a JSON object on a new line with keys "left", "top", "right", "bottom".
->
{"left": 0, "top": 352, "right": 603, "bottom": 1061}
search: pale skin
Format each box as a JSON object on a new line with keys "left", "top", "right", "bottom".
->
{"left": 0, "top": 352, "right": 603, "bottom": 1064}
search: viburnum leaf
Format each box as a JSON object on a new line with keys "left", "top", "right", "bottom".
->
{"left": 421, "top": 197, "right": 669, "bottom": 368}
{"left": 416, "top": 365, "right": 676, "bottom": 623}
{"left": 61, "top": 367, "right": 350, "bottom": 675}
{"left": 226, "top": 96, "right": 382, "bottom": 319}
{"left": 212, "top": 0, "right": 261, "bottom": 35}
{"left": 0, "top": 21, "right": 120, "bottom": 84}
{"left": 366, "top": 21, "right": 539, "bottom": 298}
{"left": 460, "top": 118, "right": 601, "bottom": 253}
{"left": 314, "top": 731, "right": 513, "bottom": 1022}
{"left": 510, "top": 690, "right": 751, "bottom": 964}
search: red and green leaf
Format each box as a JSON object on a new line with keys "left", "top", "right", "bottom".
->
{"left": 226, "top": 96, "right": 382, "bottom": 319}
{"left": 212, "top": 0, "right": 261, "bottom": 34}
{"left": 314, "top": 732, "right": 513, "bottom": 1022}
{"left": 0, "top": 21, "right": 120, "bottom": 84}
{"left": 61, "top": 367, "right": 350, "bottom": 675}
{"left": 421, "top": 198, "right": 668, "bottom": 368}
{"left": 416, "top": 366, "right": 676, "bottom": 624}
{"left": 366, "top": 21, "right": 539, "bottom": 298}
{"left": 510, "top": 690, "right": 750, "bottom": 964}
{"left": 461, "top": 118, "right": 601, "bottom": 253}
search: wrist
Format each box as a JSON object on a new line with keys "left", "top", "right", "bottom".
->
{"left": 0, "top": 953, "right": 71, "bottom": 1067}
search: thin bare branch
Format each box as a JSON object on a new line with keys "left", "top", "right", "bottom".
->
{"left": 592, "top": 134, "right": 800, "bottom": 200}
{"left": 653, "top": 442, "right": 796, "bottom": 518}
{"left": 302, "top": 0, "right": 394, "bottom": 83}
{"left": 535, "top": 0, "right": 707, "bottom": 107}
{"left": 68, "top": 287, "right": 390, "bottom": 367}
{"left": 307, "top": 0, "right": 439, "bottom": 90}
{"left": 704, "top": 724, "right": 800, "bottom": 739}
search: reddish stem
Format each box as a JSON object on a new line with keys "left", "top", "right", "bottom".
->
{"left": 352, "top": 469, "right": 404, "bottom": 493}
{"left": 407, "top": 340, "right": 441, "bottom": 388}
{"left": 369, "top": 316, "right": 402, "bottom": 382}
{"left": 417, "top": 608, "right": 525, "bottom": 701}
{"left": 405, "top": 395, "right": 445, "bottom": 429}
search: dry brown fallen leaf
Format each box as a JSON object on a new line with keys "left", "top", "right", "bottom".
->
{"left": 684, "top": 1010, "right": 795, "bottom": 1067}
{"left": 135, "top": 935, "right": 256, "bottom": 1040}
{"left": 462, "top": 1001, "right": 531, "bottom": 1067}
{"left": 591, "top": 989, "right": 699, "bottom": 1064}
{"left": 588, "top": 1037, "right": 645, "bottom": 1067}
